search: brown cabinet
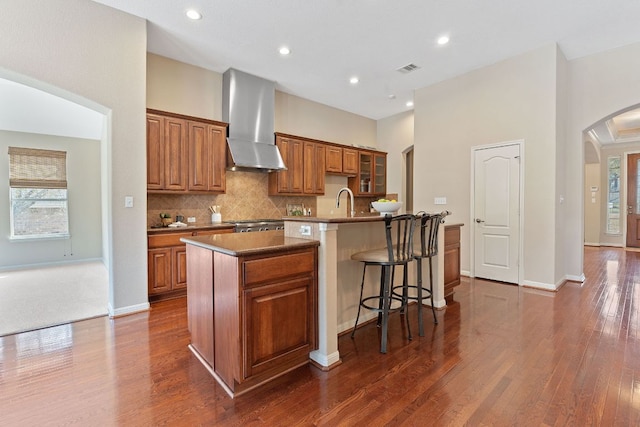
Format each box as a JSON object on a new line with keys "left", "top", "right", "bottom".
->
{"left": 303, "top": 141, "right": 325, "bottom": 194}
{"left": 147, "top": 109, "right": 228, "bottom": 194}
{"left": 187, "top": 121, "right": 226, "bottom": 192}
{"left": 348, "top": 150, "right": 387, "bottom": 196}
{"left": 186, "top": 243, "right": 318, "bottom": 397}
{"left": 147, "top": 228, "right": 233, "bottom": 300}
{"left": 269, "top": 135, "right": 304, "bottom": 194}
{"left": 270, "top": 132, "right": 387, "bottom": 197}
{"left": 146, "top": 113, "right": 188, "bottom": 191}
{"left": 325, "top": 145, "right": 358, "bottom": 176}
{"left": 443, "top": 224, "right": 462, "bottom": 303}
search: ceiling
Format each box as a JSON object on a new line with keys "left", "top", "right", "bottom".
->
{"left": 587, "top": 107, "right": 640, "bottom": 147}
{"left": 91, "top": 0, "right": 640, "bottom": 121}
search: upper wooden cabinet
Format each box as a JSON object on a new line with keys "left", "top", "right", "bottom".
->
{"left": 146, "top": 109, "right": 228, "bottom": 194}
{"left": 303, "top": 141, "right": 325, "bottom": 195}
{"left": 188, "top": 121, "right": 226, "bottom": 192}
{"left": 269, "top": 135, "right": 304, "bottom": 195}
{"left": 348, "top": 151, "right": 387, "bottom": 197}
{"left": 325, "top": 146, "right": 358, "bottom": 176}
{"left": 270, "top": 132, "right": 386, "bottom": 197}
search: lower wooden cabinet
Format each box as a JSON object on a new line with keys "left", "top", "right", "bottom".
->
{"left": 147, "top": 228, "right": 232, "bottom": 300}
{"left": 443, "top": 224, "right": 462, "bottom": 302}
{"left": 186, "top": 243, "right": 318, "bottom": 397}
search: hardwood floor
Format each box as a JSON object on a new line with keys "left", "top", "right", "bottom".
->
{"left": 2, "top": 246, "right": 640, "bottom": 425}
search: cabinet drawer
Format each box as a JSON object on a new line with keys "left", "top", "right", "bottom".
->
{"left": 243, "top": 250, "right": 315, "bottom": 287}
{"left": 444, "top": 226, "right": 460, "bottom": 247}
{"left": 148, "top": 232, "right": 191, "bottom": 248}
{"left": 148, "top": 228, "right": 232, "bottom": 248}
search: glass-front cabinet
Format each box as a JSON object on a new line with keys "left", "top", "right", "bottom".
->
{"left": 349, "top": 150, "right": 387, "bottom": 196}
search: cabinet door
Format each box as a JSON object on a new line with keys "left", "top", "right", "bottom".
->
{"left": 373, "top": 153, "right": 387, "bottom": 196}
{"left": 343, "top": 148, "right": 358, "bottom": 175}
{"left": 314, "top": 143, "right": 326, "bottom": 194}
{"left": 270, "top": 136, "right": 303, "bottom": 194}
{"left": 303, "top": 142, "right": 325, "bottom": 194}
{"left": 148, "top": 248, "right": 172, "bottom": 294}
{"left": 173, "top": 246, "right": 188, "bottom": 290}
{"left": 243, "top": 276, "right": 314, "bottom": 379}
{"left": 164, "top": 117, "right": 188, "bottom": 191}
{"left": 325, "top": 146, "right": 343, "bottom": 173}
{"left": 188, "top": 121, "right": 209, "bottom": 191}
{"left": 187, "top": 122, "right": 226, "bottom": 193}
{"left": 146, "top": 114, "right": 165, "bottom": 190}
{"left": 208, "top": 124, "right": 226, "bottom": 192}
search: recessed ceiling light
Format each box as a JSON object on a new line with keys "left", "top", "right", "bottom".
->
{"left": 437, "top": 35, "right": 450, "bottom": 45}
{"left": 350, "top": 76, "right": 359, "bottom": 85}
{"left": 186, "top": 9, "right": 202, "bottom": 20}
{"left": 279, "top": 46, "right": 291, "bottom": 56}
{"left": 406, "top": 101, "right": 414, "bottom": 107}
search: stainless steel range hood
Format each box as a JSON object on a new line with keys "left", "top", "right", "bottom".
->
{"left": 222, "top": 68, "right": 286, "bottom": 172}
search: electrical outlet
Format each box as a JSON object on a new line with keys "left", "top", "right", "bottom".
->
{"left": 434, "top": 197, "right": 447, "bottom": 205}
{"left": 187, "top": 217, "right": 196, "bottom": 223}
{"left": 300, "top": 225, "right": 311, "bottom": 236}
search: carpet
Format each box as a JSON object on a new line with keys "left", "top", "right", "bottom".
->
{"left": 0, "top": 261, "right": 109, "bottom": 337}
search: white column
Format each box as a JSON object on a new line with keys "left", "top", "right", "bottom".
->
{"left": 310, "top": 222, "right": 341, "bottom": 368}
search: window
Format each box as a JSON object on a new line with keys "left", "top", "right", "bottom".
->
{"left": 606, "top": 155, "right": 621, "bottom": 234}
{"left": 8, "top": 147, "right": 69, "bottom": 239}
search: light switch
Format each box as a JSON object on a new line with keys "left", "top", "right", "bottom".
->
{"left": 124, "top": 196, "right": 134, "bottom": 208}
{"left": 434, "top": 197, "right": 447, "bottom": 205}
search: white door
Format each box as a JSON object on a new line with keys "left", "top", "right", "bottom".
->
{"left": 473, "top": 144, "right": 520, "bottom": 283}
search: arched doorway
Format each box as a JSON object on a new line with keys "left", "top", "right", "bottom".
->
{"left": 0, "top": 76, "right": 109, "bottom": 335}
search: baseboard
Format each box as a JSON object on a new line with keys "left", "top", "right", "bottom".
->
{"left": 0, "top": 258, "right": 104, "bottom": 272}
{"left": 108, "top": 302, "right": 150, "bottom": 318}
{"left": 584, "top": 242, "right": 600, "bottom": 247}
{"left": 521, "top": 280, "right": 558, "bottom": 291}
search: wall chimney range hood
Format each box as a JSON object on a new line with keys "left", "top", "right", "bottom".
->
{"left": 222, "top": 68, "right": 286, "bottom": 172}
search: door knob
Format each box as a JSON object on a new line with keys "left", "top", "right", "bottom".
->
{"left": 475, "top": 218, "right": 485, "bottom": 223}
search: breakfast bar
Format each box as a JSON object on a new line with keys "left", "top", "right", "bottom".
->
{"left": 283, "top": 215, "right": 452, "bottom": 369}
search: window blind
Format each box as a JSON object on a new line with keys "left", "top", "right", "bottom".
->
{"left": 8, "top": 147, "right": 67, "bottom": 189}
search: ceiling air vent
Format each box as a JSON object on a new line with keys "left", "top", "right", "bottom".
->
{"left": 397, "top": 63, "right": 420, "bottom": 74}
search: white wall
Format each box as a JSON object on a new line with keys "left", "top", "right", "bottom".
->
{"left": 147, "top": 53, "right": 223, "bottom": 121}
{"left": 0, "top": 0, "right": 148, "bottom": 315}
{"left": 583, "top": 163, "right": 601, "bottom": 246}
{"left": 565, "top": 42, "right": 640, "bottom": 278}
{"left": 0, "top": 131, "right": 102, "bottom": 268}
{"left": 377, "top": 111, "right": 414, "bottom": 204}
{"left": 413, "top": 45, "right": 560, "bottom": 288}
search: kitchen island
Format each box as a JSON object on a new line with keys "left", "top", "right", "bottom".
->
{"left": 284, "top": 215, "right": 461, "bottom": 369}
{"left": 181, "top": 231, "right": 319, "bottom": 397}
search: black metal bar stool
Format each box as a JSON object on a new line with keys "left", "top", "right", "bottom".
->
{"left": 392, "top": 211, "right": 446, "bottom": 337}
{"left": 350, "top": 214, "right": 415, "bottom": 353}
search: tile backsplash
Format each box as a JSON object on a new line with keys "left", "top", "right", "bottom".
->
{"left": 147, "top": 171, "right": 315, "bottom": 227}
{"left": 147, "top": 171, "right": 381, "bottom": 228}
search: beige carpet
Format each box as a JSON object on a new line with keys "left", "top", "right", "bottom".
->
{"left": 0, "top": 261, "right": 109, "bottom": 337}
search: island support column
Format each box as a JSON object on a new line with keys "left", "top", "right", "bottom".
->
{"left": 310, "top": 222, "right": 341, "bottom": 369}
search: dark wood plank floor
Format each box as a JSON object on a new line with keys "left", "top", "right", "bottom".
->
{"left": 2, "top": 246, "right": 640, "bottom": 425}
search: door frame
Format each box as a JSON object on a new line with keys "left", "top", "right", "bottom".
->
{"left": 622, "top": 151, "right": 640, "bottom": 248}
{"left": 470, "top": 139, "right": 525, "bottom": 285}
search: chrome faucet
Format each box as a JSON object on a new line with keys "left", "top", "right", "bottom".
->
{"left": 336, "top": 187, "right": 355, "bottom": 218}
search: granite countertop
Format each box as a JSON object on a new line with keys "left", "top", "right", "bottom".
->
{"left": 180, "top": 230, "right": 319, "bottom": 257}
{"left": 147, "top": 223, "right": 235, "bottom": 235}
{"left": 283, "top": 213, "right": 384, "bottom": 224}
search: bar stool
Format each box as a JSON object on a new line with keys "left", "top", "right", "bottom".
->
{"left": 392, "top": 211, "right": 445, "bottom": 337}
{"left": 350, "top": 214, "right": 415, "bottom": 353}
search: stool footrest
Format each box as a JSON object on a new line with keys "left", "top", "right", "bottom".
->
{"left": 360, "top": 295, "right": 406, "bottom": 313}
